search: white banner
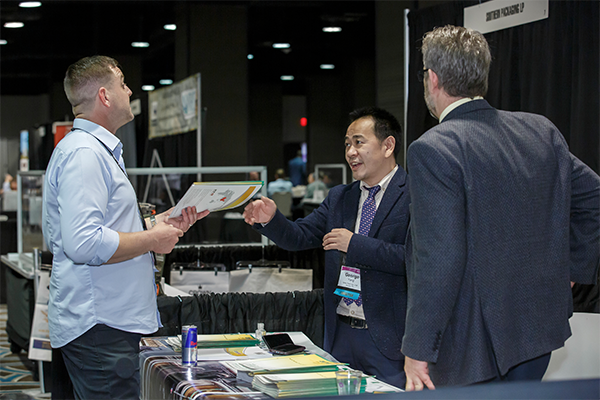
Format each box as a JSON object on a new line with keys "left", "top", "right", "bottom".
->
{"left": 464, "top": 0, "right": 549, "bottom": 34}
{"left": 28, "top": 270, "right": 52, "bottom": 362}
{"left": 149, "top": 73, "right": 201, "bottom": 139}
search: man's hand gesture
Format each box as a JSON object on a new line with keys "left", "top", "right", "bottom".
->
{"left": 243, "top": 197, "right": 277, "bottom": 225}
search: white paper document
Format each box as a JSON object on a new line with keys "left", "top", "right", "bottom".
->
{"left": 169, "top": 181, "right": 263, "bottom": 218}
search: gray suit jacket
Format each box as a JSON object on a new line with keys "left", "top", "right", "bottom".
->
{"left": 258, "top": 167, "right": 410, "bottom": 359}
{"left": 402, "top": 100, "right": 600, "bottom": 386}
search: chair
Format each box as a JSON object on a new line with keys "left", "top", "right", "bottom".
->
{"left": 271, "top": 191, "right": 293, "bottom": 218}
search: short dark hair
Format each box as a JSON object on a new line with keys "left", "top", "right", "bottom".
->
{"left": 348, "top": 107, "right": 402, "bottom": 157}
{"left": 64, "top": 55, "right": 120, "bottom": 110}
{"left": 422, "top": 25, "right": 491, "bottom": 98}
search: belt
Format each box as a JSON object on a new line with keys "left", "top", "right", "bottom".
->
{"left": 338, "top": 314, "right": 368, "bottom": 329}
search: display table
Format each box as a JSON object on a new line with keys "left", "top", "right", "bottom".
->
{"left": 139, "top": 332, "right": 401, "bottom": 400}
{"left": 1, "top": 253, "right": 35, "bottom": 353}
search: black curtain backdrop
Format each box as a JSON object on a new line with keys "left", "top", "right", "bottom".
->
{"left": 406, "top": 0, "right": 599, "bottom": 173}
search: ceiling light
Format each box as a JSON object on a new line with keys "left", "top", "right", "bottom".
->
{"left": 131, "top": 42, "right": 150, "bottom": 48}
{"left": 142, "top": 85, "right": 155, "bottom": 91}
{"left": 280, "top": 75, "right": 294, "bottom": 81}
{"left": 19, "top": 1, "right": 42, "bottom": 8}
{"left": 320, "top": 64, "right": 335, "bottom": 70}
{"left": 323, "top": 27, "right": 342, "bottom": 33}
{"left": 4, "top": 22, "right": 25, "bottom": 28}
{"left": 0, "top": 40, "right": 7, "bottom": 45}
{"left": 159, "top": 79, "right": 173, "bottom": 85}
{"left": 163, "top": 24, "right": 177, "bottom": 31}
{"left": 247, "top": 54, "right": 254, "bottom": 60}
{"left": 273, "top": 43, "right": 290, "bottom": 49}
{"left": 19, "top": 2, "right": 41, "bottom": 8}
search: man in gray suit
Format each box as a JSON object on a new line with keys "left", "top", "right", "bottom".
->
{"left": 402, "top": 25, "right": 600, "bottom": 390}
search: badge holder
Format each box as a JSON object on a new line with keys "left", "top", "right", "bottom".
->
{"left": 334, "top": 265, "right": 362, "bottom": 300}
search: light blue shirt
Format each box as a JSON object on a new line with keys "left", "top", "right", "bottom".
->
{"left": 42, "top": 118, "right": 159, "bottom": 348}
{"left": 267, "top": 178, "right": 293, "bottom": 197}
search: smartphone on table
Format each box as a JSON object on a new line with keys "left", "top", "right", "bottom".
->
{"left": 262, "top": 333, "right": 306, "bottom": 355}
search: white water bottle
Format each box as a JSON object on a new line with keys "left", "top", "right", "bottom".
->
{"left": 255, "top": 322, "right": 267, "bottom": 348}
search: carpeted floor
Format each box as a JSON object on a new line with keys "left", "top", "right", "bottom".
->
{"left": 0, "top": 304, "right": 48, "bottom": 400}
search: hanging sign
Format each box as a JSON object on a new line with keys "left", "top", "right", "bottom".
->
{"left": 464, "top": 0, "right": 549, "bottom": 34}
{"left": 148, "top": 73, "right": 201, "bottom": 139}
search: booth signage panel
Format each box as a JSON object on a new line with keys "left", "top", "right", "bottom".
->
{"left": 149, "top": 73, "right": 200, "bottom": 139}
{"left": 28, "top": 270, "right": 52, "bottom": 362}
{"left": 464, "top": 0, "right": 549, "bottom": 34}
{"left": 52, "top": 121, "right": 73, "bottom": 148}
{"left": 130, "top": 98, "right": 142, "bottom": 116}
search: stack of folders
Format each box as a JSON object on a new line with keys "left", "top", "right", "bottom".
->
{"left": 220, "top": 353, "right": 344, "bottom": 384}
{"left": 174, "top": 334, "right": 260, "bottom": 349}
{"left": 197, "top": 334, "right": 260, "bottom": 348}
{"left": 252, "top": 371, "right": 367, "bottom": 398}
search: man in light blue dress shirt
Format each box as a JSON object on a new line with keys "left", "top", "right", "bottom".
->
{"left": 267, "top": 168, "right": 293, "bottom": 197}
{"left": 42, "top": 56, "right": 208, "bottom": 399}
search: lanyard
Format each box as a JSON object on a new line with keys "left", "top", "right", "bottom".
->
{"left": 74, "top": 128, "right": 150, "bottom": 233}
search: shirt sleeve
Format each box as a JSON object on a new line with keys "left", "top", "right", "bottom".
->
{"left": 58, "top": 147, "right": 119, "bottom": 265}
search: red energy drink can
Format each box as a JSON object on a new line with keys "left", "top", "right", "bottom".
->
{"left": 182, "top": 325, "right": 197, "bottom": 366}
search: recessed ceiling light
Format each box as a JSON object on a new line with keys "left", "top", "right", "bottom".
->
{"left": 323, "top": 27, "right": 342, "bottom": 33}
{"left": 159, "top": 79, "right": 173, "bottom": 85}
{"left": 19, "top": 2, "right": 41, "bottom": 8}
{"left": 4, "top": 22, "right": 25, "bottom": 28}
{"left": 273, "top": 43, "right": 290, "bottom": 49}
{"left": 247, "top": 54, "right": 254, "bottom": 60}
{"left": 142, "top": 85, "right": 155, "bottom": 91}
{"left": 163, "top": 24, "right": 177, "bottom": 31}
{"left": 0, "top": 40, "right": 7, "bottom": 45}
{"left": 131, "top": 42, "right": 150, "bottom": 48}
{"left": 280, "top": 75, "right": 294, "bottom": 81}
{"left": 320, "top": 64, "right": 335, "bottom": 70}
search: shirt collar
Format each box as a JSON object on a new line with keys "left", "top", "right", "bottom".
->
{"left": 439, "top": 96, "right": 484, "bottom": 122}
{"left": 360, "top": 165, "right": 398, "bottom": 193}
{"left": 73, "top": 118, "right": 122, "bottom": 155}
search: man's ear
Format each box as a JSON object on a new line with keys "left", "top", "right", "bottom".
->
{"left": 428, "top": 69, "right": 440, "bottom": 90}
{"left": 98, "top": 87, "right": 110, "bottom": 107}
{"left": 384, "top": 136, "right": 396, "bottom": 158}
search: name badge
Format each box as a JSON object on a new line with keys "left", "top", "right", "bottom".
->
{"left": 334, "top": 266, "right": 361, "bottom": 299}
{"left": 337, "top": 266, "right": 361, "bottom": 290}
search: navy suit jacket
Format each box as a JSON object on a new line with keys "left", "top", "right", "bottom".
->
{"left": 402, "top": 100, "right": 600, "bottom": 386}
{"left": 258, "top": 167, "right": 410, "bottom": 359}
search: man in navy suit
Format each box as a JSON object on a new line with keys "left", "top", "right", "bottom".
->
{"left": 244, "top": 107, "right": 410, "bottom": 388}
{"left": 402, "top": 25, "right": 600, "bottom": 390}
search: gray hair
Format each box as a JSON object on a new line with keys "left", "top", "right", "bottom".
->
{"left": 422, "top": 25, "right": 491, "bottom": 98}
{"left": 64, "top": 55, "right": 120, "bottom": 111}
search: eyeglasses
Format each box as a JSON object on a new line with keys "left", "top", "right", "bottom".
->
{"left": 417, "top": 68, "right": 430, "bottom": 82}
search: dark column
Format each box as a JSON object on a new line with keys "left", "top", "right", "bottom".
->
{"left": 375, "top": 1, "right": 411, "bottom": 167}
{"left": 306, "top": 74, "right": 347, "bottom": 173}
{"left": 175, "top": 3, "right": 249, "bottom": 170}
{"left": 248, "top": 82, "right": 283, "bottom": 182}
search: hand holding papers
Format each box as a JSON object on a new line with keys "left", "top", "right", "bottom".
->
{"left": 169, "top": 181, "right": 263, "bottom": 219}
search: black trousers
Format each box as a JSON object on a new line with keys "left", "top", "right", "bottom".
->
{"left": 481, "top": 352, "right": 552, "bottom": 384}
{"left": 60, "top": 324, "right": 142, "bottom": 400}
